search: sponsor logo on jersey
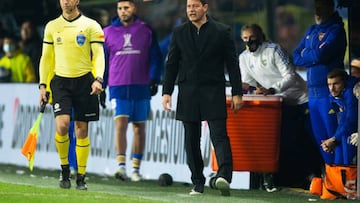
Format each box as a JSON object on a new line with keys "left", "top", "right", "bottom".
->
{"left": 123, "top": 33, "right": 132, "bottom": 48}
{"left": 328, "top": 108, "right": 336, "bottom": 114}
{"left": 261, "top": 59, "right": 267, "bottom": 66}
{"left": 56, "top": 37, "right": 62, "bottom": 44}
{"left": 115, "top": 33, "right": 141, "bottom": 55}
{"left": 54, "top": 103, "right": 61, "bottom": 113}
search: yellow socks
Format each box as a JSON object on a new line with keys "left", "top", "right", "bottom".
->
{"left": 76, "top": 136, "right": 90, "bottom": 175}
{"left": 55, "top": 132, "right": 69, "bottom": 165}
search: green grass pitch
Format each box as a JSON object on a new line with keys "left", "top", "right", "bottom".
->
{"left": 0, "top": 164, "right": 349, "bottom": 203}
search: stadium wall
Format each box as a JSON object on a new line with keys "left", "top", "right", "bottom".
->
{"left": 0, "top": 84, "right": 249, "bottom": 189}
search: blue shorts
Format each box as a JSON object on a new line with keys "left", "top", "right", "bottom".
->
{"left": 111, "top": 99, "right": 150, "bottom": 123}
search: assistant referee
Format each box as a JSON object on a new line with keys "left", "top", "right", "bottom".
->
{"left": 38, "top": 0, "right": 105, "bottom": 190}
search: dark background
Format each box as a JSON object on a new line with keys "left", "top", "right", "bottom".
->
{"left": 0, "top": 0, "right": 358, "bottom": 60}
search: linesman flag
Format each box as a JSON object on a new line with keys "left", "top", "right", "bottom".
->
{"left": 21, "top": 92, "right": 49, "bottom": 171}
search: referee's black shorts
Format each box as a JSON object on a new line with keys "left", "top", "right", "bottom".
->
{"left": 50, "top": 72, "right": 99, "bottom": 122}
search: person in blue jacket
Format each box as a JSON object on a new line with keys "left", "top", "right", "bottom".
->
{"left": 321, "top": 69, "right": 358, "bottom": 165}
{"left": 293, "top": 0, "right": 347, "bottom": 165}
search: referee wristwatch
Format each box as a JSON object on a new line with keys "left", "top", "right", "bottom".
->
{"left": 95, "top": 77, "right": 103, "bottom": 84}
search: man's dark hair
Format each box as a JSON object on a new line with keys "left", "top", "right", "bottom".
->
{"left": 200, "top": 0, "right": 208, "bottom": 5}
{"left": 327, "top": 68, "right": 348, "bottom": 84}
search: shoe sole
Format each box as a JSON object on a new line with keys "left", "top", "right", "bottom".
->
{"left": 215, "top": 177, "right": 230, "bottom": 196}
{"left": 266, "top": 187, "right": 278, "bottom": 193}
{"left": 131, "top": 172, "right": 142, "bottom": 182}
{"left": 76, "top": 186, "right": 88, "bottom": 190}
{"left": 189, "top": 190, "right": 203, "bottom": 195}
{"left": 115, "top": 173, "right": 128, "bottom": 181}
{"left": 131, "top": 177, "right": 141, "bottom": 182}
{"left": 59, "top": 180, "right": 71, "bottom": 189}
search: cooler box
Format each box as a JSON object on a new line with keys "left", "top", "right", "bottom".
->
{"left": 212, "top": 95, "right": 282, "bottom": 173}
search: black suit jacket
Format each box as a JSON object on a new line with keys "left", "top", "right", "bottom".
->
{"left": 162, "top": 17, "right": 242, "bottom": 122}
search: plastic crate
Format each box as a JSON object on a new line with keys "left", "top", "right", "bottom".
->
{"left": 212, "top": 95, "right": 282, "bottom": 172}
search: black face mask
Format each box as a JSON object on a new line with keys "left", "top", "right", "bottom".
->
{"left": 246, "top": 39, "right": 261, "bottom": 52}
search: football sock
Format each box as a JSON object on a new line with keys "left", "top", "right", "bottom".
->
{"left": 76, "top": 136, "right": 90, "bottom": 175}
{"left": 55, "top": 132, "right": 69, "bottom": 165}
{"left": 132, "top": 153, "right": 143, "bottom": 171}
{"left": 117, "top": 154, "right": 126, "bottom": 168}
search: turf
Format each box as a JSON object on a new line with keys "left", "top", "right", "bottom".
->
{"left": 0, "top": 164, "right": 348, "bottom": 203}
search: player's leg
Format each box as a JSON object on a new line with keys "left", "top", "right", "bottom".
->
{"left": 55, "top": 115, "right": 71, "bottom": 164}
{"left": 68, "top": 109, "right": 77, "bottom": 178}
{"left": 318, "top": 97, "right": 338, "bottom": 165}
{"left": 55, "top": 115, "right": 71, "bottom": 189}
{"left": 341, "top": 136, "right": 357, "bottom": 165}
{"left": 74, "top": 121, "right": 90, "bottom": 190}
{"left": 130, "top": 99, "right": 149, "bottom": 182}
{"left": 112, "top": 98, "right": 130, "bottom": 180}
{"left": 131, "top": 122, "right": 145, "bottom": 181}
{"left": 183, "top": 121, "right": 205, "bottom": 195}
{"left": 50, "top": 75, "right": 73, "bottom": 189}
{"left": 208, "top": 119, "right": 232, "bottom": 196}
{"left": 114, "top": 116, "right": 129, "bottom": 180}
{"left": 300, "top": 102, "right": 323, "bottom": 183}
{"left": 72, "top": 72, "right": 100, "bottom": 190}
{"left": 308, "top": 98, "right": 335, "bottom": 164}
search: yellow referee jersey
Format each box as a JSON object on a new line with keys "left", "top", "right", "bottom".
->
{"left": 39, "top": 14, "right": 105, "bottom": 85}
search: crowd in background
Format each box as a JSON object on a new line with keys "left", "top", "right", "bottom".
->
{"left": 0, "top": 6, "right": 112, "bottom": 83}
{"left": 0, "top": 0, "right": 352, "bottom": 84}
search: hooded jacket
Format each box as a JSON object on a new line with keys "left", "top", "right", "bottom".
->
{"left": 329, "top": 77, "right": 359, "bottom": 142}
{"left": 240, "top": 42, "right": 308, "bottom": 105}
{"left": 293, "top": 11, "right": 347, "bottom": 98}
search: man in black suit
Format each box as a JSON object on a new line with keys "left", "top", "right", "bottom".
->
{"left": 161, "top": 0, "right": 243, "bottom": 196}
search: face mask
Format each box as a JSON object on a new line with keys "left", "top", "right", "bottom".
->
{"left": 3, "top": 44, "right": 16, "bottom": 53}
{"left": 246, "top": 39, "right": 261, "bottom": 52}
